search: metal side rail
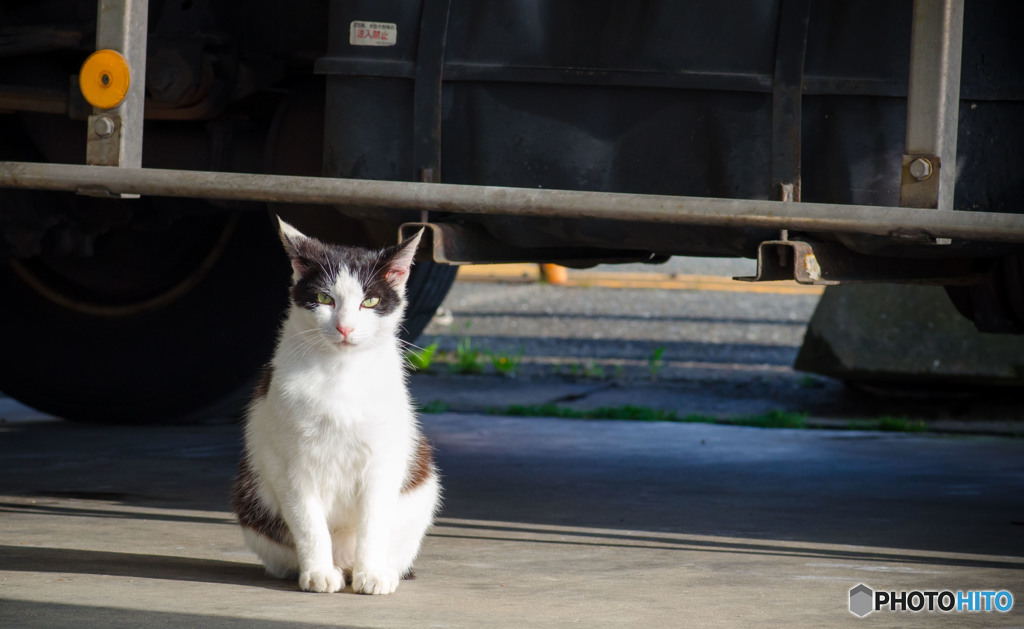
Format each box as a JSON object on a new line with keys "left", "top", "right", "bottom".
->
{"left": 2, "top": 161, "right": 1024, "bottom": 245}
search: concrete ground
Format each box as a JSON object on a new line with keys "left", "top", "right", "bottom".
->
{"left": 2, "top": 259, "right": 1022, "bottom": 627}
{"left": 1, "top": 402, "right": 1023, "bottom": 628}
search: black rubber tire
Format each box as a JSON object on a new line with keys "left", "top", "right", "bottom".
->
{"left": 402, "top": 260, "right": 458, "bottom": 343}
{"left": 0, "top": 210, "right": 292, "bottom": 424}
{"left": 0, "top": 208, "right": 455, "bottom": 423}
{"left": 945, "top": 254, "right": 1024, "bottom": 334}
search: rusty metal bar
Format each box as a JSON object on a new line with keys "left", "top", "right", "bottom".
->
{"left": 2, "top": 161, "right": 1024, "bottom": 244}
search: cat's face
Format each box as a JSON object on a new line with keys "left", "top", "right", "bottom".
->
{"left": 277, "top": 219, "right": 422, "bottom": 352}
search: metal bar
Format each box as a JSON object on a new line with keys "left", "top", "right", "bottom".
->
{"left": 87, "top": 0, "right": 148, "bottom": 169}
{"left": 314, "top": 58, "right": 773, "bottom": 93}
{"left": 312, "top": 64, "right": 1021, "bottom": 101}
{"left": 900, "top": 0, "right": 964, "bottom": 211}
{"left": 0, "top": 86, "right": 69, "bottom": 115}
{"left": 412, "top": 0, "right": 452, "bottom": 183}
{"left": 2, "top": 161, "right": 1024, "bottom": 244}
{"left": 770, "top": 0, "right": 812, "bottom": 203}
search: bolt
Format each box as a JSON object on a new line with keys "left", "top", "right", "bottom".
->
{"left": 92, "top": 116, "right": 116, "bottom": 138}
{"left": 909, "top": 157, "right": 933, "bottom": 181}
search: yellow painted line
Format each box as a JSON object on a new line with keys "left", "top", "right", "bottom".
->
{"left": 458, "top": 263, "right": 541, "bottom": 282}
{"left": 455, "top": 264, "right": 825, "bottom": 295}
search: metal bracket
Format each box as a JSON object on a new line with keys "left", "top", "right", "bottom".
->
{"left": 736, "top": 238, "right": 985, "bottom": 285}
{"left": 737, "top": 240, "right": 835, "bottom": 285}
{"left": 85, "top": 113, "right": 124, "bottom": 167}
{"left": 85, "top": 0, "right": 148, "bottom": 176}
{"left": 770, "top": 0, "right": 812, "bottom": 204}
{"left": 899, "top": 0, "right": 964, "bottom": 212}
{"left": 412, "top": 0, "right": 452, "bottom": 184}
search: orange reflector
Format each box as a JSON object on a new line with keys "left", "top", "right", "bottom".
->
{"left": 79, "top": 49, "right": 131, "bottom": 110}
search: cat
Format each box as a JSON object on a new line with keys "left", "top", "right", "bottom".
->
{"left": 232, "top": 218, "right": 440, "bottom": 595}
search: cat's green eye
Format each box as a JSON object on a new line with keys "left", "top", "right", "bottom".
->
{"left": 316, "top": 292, "right": 335, "bottom": 306}
{"left": 361, "top": 296, "right": 380, "bottom": 309}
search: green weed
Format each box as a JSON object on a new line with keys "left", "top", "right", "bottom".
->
{"left": 798, "top": 375, "right": 823, "bottom": 389}
{"left": 648, "top": 346, "right": 666, "bottom": 380}
{"left": 450, "top": 336, "right": 484, "bottom": 374}
{"left": 846, "top": 416, "right": 927, "bottom": 433}
{"left": 727, "top": 409, "right": 808, "bottom": 429}
{"left": 404, "top": 341, "right": 439, "bottom": 371}
{"left": 487, "top": 348, "right": 524, "bottom": 377}
{"left": 418, "top": 400, "right": 450, "bottom": 414}
{"left": 496, "top": 404, "right": 679, "bottom": 422}
{"left": 877, "top": 415, "right": 927, "bottom": 432}
{"left": 489, "top": 405, "right": 810, "bottom": 430}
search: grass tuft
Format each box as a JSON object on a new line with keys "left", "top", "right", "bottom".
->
{"left": 877, "top": 415, "right": 927, "bottom": 432}
{"left": 727, "top": 409, "right": 809, "bottom": 429}
{"left": 418, "top": 400, "right": 450, "bottom": 414}
{"left": 490, "top": 405, "right": 809, "bottom": 428}
{"left": 404, "top": 341, "right": 439, "bottom": 371}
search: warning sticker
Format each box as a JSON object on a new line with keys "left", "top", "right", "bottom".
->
{"left": 349, "top": 21, "right": 398, "bottom": 46}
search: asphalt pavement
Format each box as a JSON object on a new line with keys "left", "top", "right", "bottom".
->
{"left": 417, "top": 261, "right": 1023, "bottom": 430}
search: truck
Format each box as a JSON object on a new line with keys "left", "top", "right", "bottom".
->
{"left": 1, "top": 0, "right": 1022, "bottom": 421}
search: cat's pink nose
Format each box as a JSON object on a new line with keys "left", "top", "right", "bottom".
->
{"left": 337, "top": 325, "right": 354, "bottom": 338}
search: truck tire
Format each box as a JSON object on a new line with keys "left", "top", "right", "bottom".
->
{"left": 0, "top": 208, "right": 455, "bottom": 423}
{"left": 403, "top": 259, "right": 458, "bottom": 345}
{"left": 0, "top": 208, "right": 291, "bottom": 423}
{"left": 945, "top": 254, "right": 1024, "bottom": 334}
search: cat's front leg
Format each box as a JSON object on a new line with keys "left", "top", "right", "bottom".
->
{"left": 285, "top": 497, "right": 343, "bottom": 593}
{"left": 352, "top": 470, "right": 401, "bottom": 595}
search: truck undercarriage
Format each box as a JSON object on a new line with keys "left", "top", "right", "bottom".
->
{"left": 1, "top": 0, "right": 1021, "bottom": 420}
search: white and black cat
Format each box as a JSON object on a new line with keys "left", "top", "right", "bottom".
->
{"left": 232, "top": 218, "right": 440, "bottom": 595}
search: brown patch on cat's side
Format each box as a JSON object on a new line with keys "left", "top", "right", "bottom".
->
{"left": 232, "top": 455, "right": 292, "bottom": 547}
{"left": 402, "top": 436, "right": 435, "bottom": 494}
{"left": 252, "top": 364, "right": 273, "bottom": 401}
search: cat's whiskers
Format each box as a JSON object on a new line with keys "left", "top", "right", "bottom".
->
{"left": 279, "top": 327, "right": 330, "bottom": 361}
{"left": 396, "top": 338, "right": 428, "bottom": 354}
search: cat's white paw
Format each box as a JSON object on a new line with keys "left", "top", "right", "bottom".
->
{"left": 352, "top": 567, "right": 400, "bottom": 595}
{"left": 298, "top": 566, "right": 344, "bottom": 593}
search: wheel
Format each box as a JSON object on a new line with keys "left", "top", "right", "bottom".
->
{"left": 0, "top": 203, "right": 291, "bottom": 423}
{"left": 945, "top": 254, "right": 1024, "bottom": 334}
{"left": 402, "top": 260, "right": 457, "bottom": 343}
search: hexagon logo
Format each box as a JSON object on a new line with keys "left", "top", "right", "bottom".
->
{"left": 850, "top": 584, "right": 874, "bottom": 617}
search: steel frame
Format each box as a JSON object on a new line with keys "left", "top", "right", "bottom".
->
{"left": 1, "top": 161, "right": 1023, "bottom": 246}
{"left": 1, "top": 0, "right": 1018, "bottom": 285}
{"left": 900, "top": 0, "right": 964, "bottom": 211}
{"left": 86, "top": 0, "right": 148, "bottom": 169}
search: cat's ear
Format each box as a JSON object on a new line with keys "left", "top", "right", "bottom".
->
{"left": 277, "top": 217, "right": 311, "bottom": 278}
{"left": 383, "top": 228, "right": 423, "bottom": 289}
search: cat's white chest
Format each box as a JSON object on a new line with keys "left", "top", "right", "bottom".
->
{"left": 262, "top": 341, "right": 414, "bottom": 469}
{"left": 253, "top": 351, "right": 411, "bottom": 517}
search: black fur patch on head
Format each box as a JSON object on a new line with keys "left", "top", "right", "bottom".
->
{"left": 286, "top": 237, "right": 406, "bottom": 316}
